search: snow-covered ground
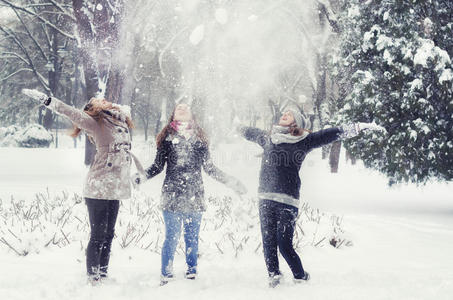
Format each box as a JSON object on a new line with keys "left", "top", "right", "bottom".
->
{"left": 0, "top": 136, "right": 452, "bottom": 300}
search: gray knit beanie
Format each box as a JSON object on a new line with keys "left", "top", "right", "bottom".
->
{"left": 287, "top": 108, "right": 310, "bottom": 129}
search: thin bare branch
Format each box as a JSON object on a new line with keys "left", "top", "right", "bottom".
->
{"left": 0, "top": 0, "right": 75, "bottom": 39}
{"left": 0, "top": 67, "right": 32, "bottom": 81}
{"left": 46, "top": 0, "right": 76, "bottom": 21}
{"left": 1, "top": 51, "right": 29, "bottom": 64}
{"left": 0, "top": 25, "right": 50, "bottom": 91}
{"left": 12, "top": 7, "right": 49, "bottom": 61}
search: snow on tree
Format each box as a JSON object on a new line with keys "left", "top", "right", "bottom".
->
{"left": 332, "top": 0, "right": 453, "bottom": 184}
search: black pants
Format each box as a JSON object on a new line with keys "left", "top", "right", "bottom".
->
{"left": 85, "top": 198, "right": 119, "bottom": 277}
{"left": 259, "top": 199, "right": 305, "bottom": 279}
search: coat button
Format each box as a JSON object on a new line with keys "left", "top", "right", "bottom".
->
{"left": 118, "top": 129, "right": 122, "bottom": 133}
{"left": 107, "top": 162, "right": 112, "bottom": 167}
{"left": 125, "top": 129, "right": 128, "bottom": 133}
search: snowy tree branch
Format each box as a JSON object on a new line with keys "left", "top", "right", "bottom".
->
{"left": 0, "top": 25, "right": 50, "bottom": 91}
{"left": 46, "top": 0, "right": 76, "bottom": 21}
{"left": 12, "top": 7, "right": 49, "bottom": 62}
{"left": 0, "top": 0, "right": 75, "bottom": 40}
{"left": 0, "top": 67, "right": 33, "bottom": 81}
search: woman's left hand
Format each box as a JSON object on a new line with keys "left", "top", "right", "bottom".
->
{"left": 22, "top": 89, "right": 50, "bottom": 105}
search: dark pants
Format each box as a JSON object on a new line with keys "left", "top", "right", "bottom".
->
{"left": 259, "top": 199, "right": 305, "bottom": 279}
{"left": 85, "top": 198, "right": 119, "bottom": 277}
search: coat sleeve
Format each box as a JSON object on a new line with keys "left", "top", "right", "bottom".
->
{"left": 47, "top": 97, "right": 98, "bottom": 134}
{"left": 304, "top": 127, "right": 343, "bottom": 150}
{"left": 202, "top": 147, "right": 230, "bottom": 184}
{"left": 145, "top": 144, "right": 168, "bottom": 179}
{"left": 239, "top": 126, "right": 268, "bottom": 147}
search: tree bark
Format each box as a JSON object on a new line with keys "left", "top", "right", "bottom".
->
{"left": 329, "top": 140, "right": 342, "bottom": 173}
{"left": 72, "top": 0, "right": 125, "bottom": 165}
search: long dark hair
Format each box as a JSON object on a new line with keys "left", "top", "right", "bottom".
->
{"left": 156, "top": 106, "right": 208, "bottom": 148}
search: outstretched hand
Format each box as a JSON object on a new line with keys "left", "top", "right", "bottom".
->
{"left": 22, "top": 89, "right": 49, "bottom": 104}
{"left": 358, "top": 122, "right": 387, "bottom": 134}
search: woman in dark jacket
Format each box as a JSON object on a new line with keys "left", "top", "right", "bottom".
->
{"left": 239, "top": 107, "right": 385, "bottom": 287}
{"left": 137, "top": 103, "right": 247, "bottom": 284}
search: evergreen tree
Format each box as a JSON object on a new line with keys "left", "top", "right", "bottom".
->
{"left": 332, "top": 0, "right": 453, "bottom": 184}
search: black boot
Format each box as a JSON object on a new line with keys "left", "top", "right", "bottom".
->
{"left": 294, "top": 271, "right": 310, "bottom": 283}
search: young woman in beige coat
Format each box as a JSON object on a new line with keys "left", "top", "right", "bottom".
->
{"left": 23, "top": 89, "right": 138, "bottom": 284}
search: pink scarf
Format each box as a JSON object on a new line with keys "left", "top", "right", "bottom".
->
{"left": 170, "top": 120, "right": 195, "bottom": 139}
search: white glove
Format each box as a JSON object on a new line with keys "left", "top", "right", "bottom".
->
{"left": 22, "top": 89, "right": 50, "bottom": 105}
{"left": 226, "top": 177, "right": 248, "bottom": 195}
{"left": 341, "top": 122, "right": 386, "bottom": 138}
{"left": 357, "top": 122, "right": 387, "bottom": 134}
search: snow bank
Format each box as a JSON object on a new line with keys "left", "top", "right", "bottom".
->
{"left": 0, "top": 124, "right": 53, "bottom": 148}
{"left": 0, "top": 141, "right": 452, "bottom": 300}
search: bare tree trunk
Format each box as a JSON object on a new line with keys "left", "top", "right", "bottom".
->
{"left": 43, "top": 26, "right": 61, "bottom": 130}
{"left": 329, "top": 140, "right": 342, "bottom": 173}
{"left": 72, "top": 0, "right": 125, "bottom": 165}
{"left": 346, "top": 150, "right": 357, "bottom": 165}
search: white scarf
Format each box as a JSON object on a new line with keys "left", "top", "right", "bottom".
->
{"left": 270, "top": 125, "right": 309, "bottom": 144}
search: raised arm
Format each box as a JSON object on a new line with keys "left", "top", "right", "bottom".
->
{"left": 305, "top": 122, "right": 387, "bottom": 150}
{"left": 238, "top": 126, "right": 268, "bottom": 147}
{"left": 304, "top": 127, "right": 343, "bottom": 150}
{"left": 22, "top": 89, "right": 98, "bottom": 134}
{"left": 145, "top": 145, "right": 168, "bottom": 179}
{"left": 202, "top": 146, "right": 247, "bottom": 195}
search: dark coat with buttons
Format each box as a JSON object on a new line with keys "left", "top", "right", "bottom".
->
{"left": 241, "top": 127, "right": 342, "bottom": 200}
{"left": 47, "top": 98, "right": 133, "bottom": 200}
{"left": 145, "top": 133, "right": 231, "bottom": 212}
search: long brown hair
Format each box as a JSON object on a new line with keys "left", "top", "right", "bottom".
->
{"left": 156, "top": 106, "right": 208, "bottom": 148}
{"left": 69, "top": 98, "right": 134, "bottom": 138}
{"left": 288, "top": 123, "right": 311, "bottom": 136}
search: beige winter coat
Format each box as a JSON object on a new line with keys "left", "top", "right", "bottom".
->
{"left": 47, "top": 98, "right": 134, "bottom": 200}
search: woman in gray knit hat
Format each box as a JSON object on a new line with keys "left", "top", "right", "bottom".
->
{"left": 239, "top": 108, "right": 385, "bottom": 287}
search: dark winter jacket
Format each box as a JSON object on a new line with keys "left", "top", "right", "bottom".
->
{"left": 240, "top": 127, "right": 342, "bottom": 207}
{"left": 145, "top": 133, "right": 230, "bottom": 212}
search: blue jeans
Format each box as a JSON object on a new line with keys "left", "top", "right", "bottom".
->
{"left": 161, "top": 210, "right": 202, "bottom": 277}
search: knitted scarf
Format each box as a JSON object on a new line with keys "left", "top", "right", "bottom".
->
{"left": 270, "top": 125, "right": 309, "bottom": 144}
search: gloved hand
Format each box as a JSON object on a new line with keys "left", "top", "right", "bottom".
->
{"left": 357, "top": 122, "right": 387, "bottom": 134}
{"left": 131, "top": 172, "right": 146, "bottom": 188}
{"left": 22, "top": 89, "right": 51, "bottom": 105}
{"left": 341, "top": 122, "right": 386, "bottom": 138}
{"left": 226, "top": 177, "right": 248, "bottom": 195}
